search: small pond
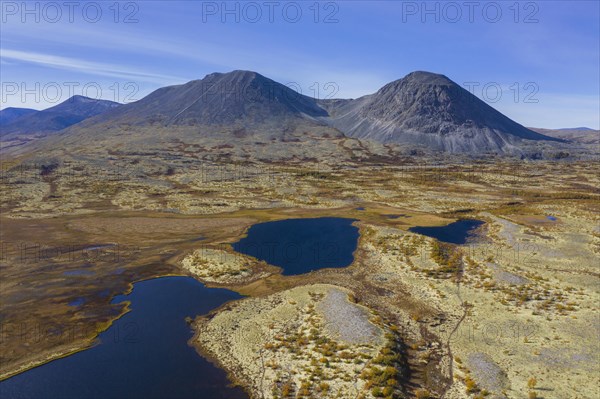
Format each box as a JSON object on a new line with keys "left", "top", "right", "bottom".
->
{"left": 409, "top": 219, "right": 484, "bottom": 244}
{"left": 232, "top": 217, "right": 359, "bottom": 276}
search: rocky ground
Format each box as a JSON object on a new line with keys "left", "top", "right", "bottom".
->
{"left": 195, "top": 284, "right": 402, "bottom": 399}
{"left": 1, "top": 154, "right": 598, "bottom": 398}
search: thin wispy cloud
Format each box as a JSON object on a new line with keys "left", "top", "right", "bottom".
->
{"left": 1, "top": 1, "right": 597, "bottom": 127}
{"left": 0, "top": 49, "right": 184, "bottom": 84}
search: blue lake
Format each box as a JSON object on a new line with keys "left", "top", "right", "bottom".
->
{"left": 232, "top": 217, "right": 359, "bottom": 276}
{"left": 0, "top": 277, "right": 247, "bottom": 399}
{"left": 409, "top": 219, "right": 484, "bottom": 245}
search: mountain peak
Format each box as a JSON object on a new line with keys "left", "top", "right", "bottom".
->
{"left": 0, "top": 107, "right": 39, "bottom": 126}
{"left": 201, "top": 70, "right": 266, "bottom": 84}
{"left": 229, "top": 69, "right": 260, "bottom": 77}
{"left": 15, "top": 69, "right": 565, "bottom": 155}
{"left": 403, "top": 70, "right": 453, "bottom": 84}
{"left": 67, "top": 95, "right": 97, "bottom": 103}
{"left": 1, "top": 96, "right": 121, "bottom": 137}
{"left": 80, "top": 69, "right": 328, "bottom": 128}
{"left": 325, "top": 70, "right": 561, "bottom": 152}
{"left": 374, "top": 71, "right": 456, "bottom": 99}
{"left": 1, "top": 106, "right": 36, "bottom": 112}
{"left": 47, "top": 96, "right": 120, "bottom": 113}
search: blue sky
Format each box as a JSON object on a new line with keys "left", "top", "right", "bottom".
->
{"left": 1, "top": 0, "right": 599, "bottom": 128}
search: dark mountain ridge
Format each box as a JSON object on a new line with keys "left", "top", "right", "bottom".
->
{"left": 3, "top": 70, "right": 569, "bottom": 156}
{"left": 0, "top": 107, "right": 38, "bottom": 126}
{"left": 1, "top": 96, "right": 120, "bottom": 138}
{"left": 528, "top": 127, "right": 599, "bottom": 144}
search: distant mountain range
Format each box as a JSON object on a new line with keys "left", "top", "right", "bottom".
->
{"left": 2, "top": 70, "right": 590, "bottom": 156}
{"left": 0, "top": 107, "right": 38, "bottom": 126}
{"left": 0, "top": 95, "right": 120, "bottom": 139}
{"left": 528, "top": 127, "right": 599, "bottom": 144}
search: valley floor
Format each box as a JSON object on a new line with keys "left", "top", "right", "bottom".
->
{"left": 0, "top": 156, "right": 598, "bottom": 398}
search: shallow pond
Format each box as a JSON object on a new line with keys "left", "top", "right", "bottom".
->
{"left": 232, "top": 217, "right": 359, "bottom": 276}
{"left": 0, "top": 276, "right": 247, "bottom": 399}
{"left": 409, "top": 219, "right": 484, "bottom": 244}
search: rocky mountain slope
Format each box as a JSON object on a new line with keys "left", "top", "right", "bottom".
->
{"left": 319, "top": 71, "right": 560, "bottom": 153}
{"left": 3, "top": 70, "right": 577, "bottom": 158}
{"left": 78, "top": 70, "right": 328, "bottom": 129}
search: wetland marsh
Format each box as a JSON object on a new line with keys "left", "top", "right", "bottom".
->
{"left": 1, "top": 159, "right": 598, "bottom": 398}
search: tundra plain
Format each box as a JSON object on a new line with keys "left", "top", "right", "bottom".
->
{"left": 0, "top": 153, "right": 598, "bottom": 399}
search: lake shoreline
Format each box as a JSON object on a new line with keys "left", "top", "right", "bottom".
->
{"left": 0, "top": 273, "right": 185, "bottom": 382}
{"left": 1, "top": 210, "right": 459, "bottom": 395}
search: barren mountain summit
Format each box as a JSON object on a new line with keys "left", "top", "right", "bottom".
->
{"left": 5, "top": 70, "right": 570, "bottom": 157}
{"left": 83, "top": 70, "right": 327, "bottom": 128}
{"left": 321, "top": 71, "right": 560, "bottom": 153}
